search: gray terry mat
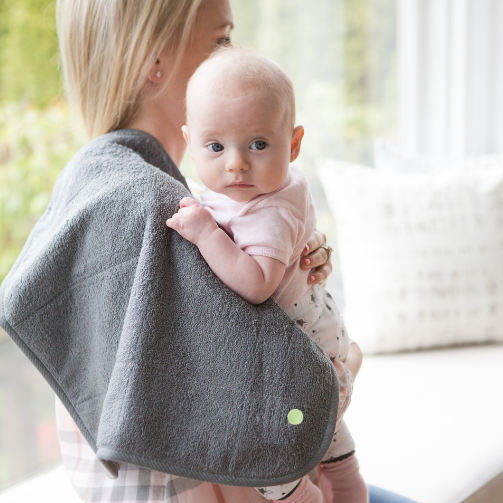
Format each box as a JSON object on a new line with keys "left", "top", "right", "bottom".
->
{"left": 0, "top": 129, "right": 338, "bottom": 487}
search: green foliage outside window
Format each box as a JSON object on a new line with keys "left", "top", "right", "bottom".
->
{"left": 0, "top": 0, "right": 397, "bottom": 286}
{"left": 0, "top": 0, "right": 60, "bottom": 107}
{"left": 0, "top": 102, "right": 86, "bottom": 285}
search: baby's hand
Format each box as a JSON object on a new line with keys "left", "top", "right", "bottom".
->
{"left": 166, "top": 197, "right": 218, "bottom": 246}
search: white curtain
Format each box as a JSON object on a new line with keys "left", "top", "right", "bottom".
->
{"left": 399, "top": 0, "right": 503, "bottom": 158}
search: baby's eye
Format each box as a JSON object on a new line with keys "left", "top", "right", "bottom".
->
{"left": 250, "top": 141, "right": 267, "bottom": 151}
{"left": 207, "top": 142, "right": 224, "bottom": 153}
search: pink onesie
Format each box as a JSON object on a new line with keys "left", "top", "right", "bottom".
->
{"left": 200, "top": 164, "right": 316, "bottom": 310}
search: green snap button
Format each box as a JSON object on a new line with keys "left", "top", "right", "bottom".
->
{"left": 288, "top": 409, "right": 303, "bottom": 425}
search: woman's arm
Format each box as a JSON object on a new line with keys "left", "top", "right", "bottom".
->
{"left": 166, "top": 197, "right": 286, "bottom": 304}
{"left": 300, "top": 229, "right": 333, "bottom": 285}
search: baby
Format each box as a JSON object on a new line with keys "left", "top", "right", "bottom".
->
{"left": 167, "top": 47, "right": 368, "bottom": 503}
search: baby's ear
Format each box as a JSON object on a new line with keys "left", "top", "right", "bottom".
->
{"left": 290, "top": 125, "right": 304, "bottom": 162}
{"left": 181, "top": 125, "right": 193, "bottom": 156}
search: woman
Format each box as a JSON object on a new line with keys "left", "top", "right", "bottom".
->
{"left": 53, "top": 0, "right": 416, "bottom": 501}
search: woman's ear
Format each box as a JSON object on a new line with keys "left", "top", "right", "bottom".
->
{"left": 181, "top": 125, "right": 193, "bottom": 157}
{"left": 290, "top": 125, "right": 304, "bottom": 162}
{"left": 147, "top": 58, "right": 163, "bottom": 83}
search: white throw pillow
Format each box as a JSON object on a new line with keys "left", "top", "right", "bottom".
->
{"left": 317, "top": 157, "right": 503, "bottom": 354}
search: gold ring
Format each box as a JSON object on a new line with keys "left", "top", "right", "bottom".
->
{"left": 320, "top": 246, "right": 333, "bottom": 265}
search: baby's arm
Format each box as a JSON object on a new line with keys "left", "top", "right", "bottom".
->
{"left": 166, "top": 197, "right": 286, "bottom": 304}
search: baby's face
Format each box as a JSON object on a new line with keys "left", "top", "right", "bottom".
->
{"left": 183, "top": 88, "right": 299, "bottom": 203}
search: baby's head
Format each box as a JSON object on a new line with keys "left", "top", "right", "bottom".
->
{"left": 182, "top": 47, "right": 304, "bottom": 203}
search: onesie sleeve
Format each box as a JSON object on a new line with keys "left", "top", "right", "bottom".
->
{"left": 228, "top": 205, "right": 303, "bottom": 266}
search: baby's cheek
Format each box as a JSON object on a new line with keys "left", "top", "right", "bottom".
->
{"left": 196, "top": 164, "right": 220, "bottom": 191}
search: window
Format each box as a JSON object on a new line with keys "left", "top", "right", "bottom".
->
{"left": 0, "top": 0, "right": 398, "bottom": 491}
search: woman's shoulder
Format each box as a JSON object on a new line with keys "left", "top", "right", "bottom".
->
{"left": 57, "top": 129, "right": 190, "bottom": 209}
{"left": 68, "top": 130, "right": 179, "bottom": 178}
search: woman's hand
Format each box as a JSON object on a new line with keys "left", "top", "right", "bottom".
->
{"left": 300, "top": 229, "right": 332, "bottom": 285}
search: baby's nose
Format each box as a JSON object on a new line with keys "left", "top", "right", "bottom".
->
{"left": 225, "top": 152, "right": 250, "bottom": 172}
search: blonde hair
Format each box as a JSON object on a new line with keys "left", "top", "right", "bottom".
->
{"left": 57, "top": 0, "right": 202, "bottom": 139}
{"left": 186, "top": 47, "right": 296, "bottom": 129}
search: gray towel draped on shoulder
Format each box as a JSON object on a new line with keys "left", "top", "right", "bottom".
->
{"left": 0, "top": 129, "right": 339, "bottom": 487}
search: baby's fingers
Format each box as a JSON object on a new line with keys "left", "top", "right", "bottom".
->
{"left": 166, "top": 216, "right": 183, "bottom": 232}
{"left": 180, "top": 196, "right": 200, "bottom": 208}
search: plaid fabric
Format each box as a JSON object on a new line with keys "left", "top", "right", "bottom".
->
{"left": 55, "top": 395, "right": 205, "bottom": 502}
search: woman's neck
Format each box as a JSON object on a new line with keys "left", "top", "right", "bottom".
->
{"left": 128, "top": 94, "right": 187, "bottom": 167}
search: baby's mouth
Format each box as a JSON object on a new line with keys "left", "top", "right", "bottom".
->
{"left": 226, "top": 182, "right": 253, "bottom": 188}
